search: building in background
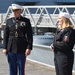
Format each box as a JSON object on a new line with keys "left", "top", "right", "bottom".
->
{"left": 0, "top": 0, "right": 75, "bottom": 13}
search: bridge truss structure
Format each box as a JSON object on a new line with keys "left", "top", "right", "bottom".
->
{"left": 2, "top": 5, "right": 75, "bottom": 28}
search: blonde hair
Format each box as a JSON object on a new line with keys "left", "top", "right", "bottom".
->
{"left": 58, "top": 17, "right": 74, "bottom": 29}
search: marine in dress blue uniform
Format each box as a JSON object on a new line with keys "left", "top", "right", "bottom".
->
{"left": 3, "top": 4, "right": 33, "bottom": 75}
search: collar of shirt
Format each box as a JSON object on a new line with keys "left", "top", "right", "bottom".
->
{"left": 9, "top": 13, "right": 21, "bottom": 20}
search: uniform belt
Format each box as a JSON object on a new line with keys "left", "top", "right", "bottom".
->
{"left": 9, "top": 35, "right": 25, "bottom": 38}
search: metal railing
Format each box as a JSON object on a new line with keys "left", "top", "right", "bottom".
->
{"left": 0, "top": 5, "right": 75, "bottom": 28}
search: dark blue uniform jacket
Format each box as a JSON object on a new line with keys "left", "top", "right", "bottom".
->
{"left": 3, "top": 16, "right": 33, "bottom": 53}
{"left": 53, "top": 27, "right": 75, "bottom": 53}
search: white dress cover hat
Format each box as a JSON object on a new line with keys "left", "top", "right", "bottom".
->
{"left": 11, "top": 4, "right": 23, "bottom": 10}
{"left": 59, "top": 12, "right": 71, "bottom": 20}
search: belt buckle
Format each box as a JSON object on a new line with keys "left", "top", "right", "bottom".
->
{"left": 15, "top": 32, "right": 18, "bottom": 37}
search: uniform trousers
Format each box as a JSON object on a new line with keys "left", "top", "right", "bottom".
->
{"left": 7, "top": 52, "right": 26, "bottom": 75}
{"left": 54, "top": 51, "right": 74, "bottom": 75}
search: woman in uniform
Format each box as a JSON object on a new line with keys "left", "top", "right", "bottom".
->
{"left": 50, "top": 12, "right": 75, "bottom": 75}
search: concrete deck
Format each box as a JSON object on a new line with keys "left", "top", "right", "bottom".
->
{"left": 0, "top": 49, "right": 75, "bottom": 75}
